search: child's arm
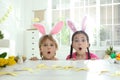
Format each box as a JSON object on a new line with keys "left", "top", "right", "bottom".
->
{"left": 29, "top": 57, "right": 39, "bottom": 61}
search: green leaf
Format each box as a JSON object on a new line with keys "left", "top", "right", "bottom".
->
{"left": 105, "top": 46, "right": 116, "bottom": 55}
{"left": 0, "top": 52, "right": 7, "bottom": 58}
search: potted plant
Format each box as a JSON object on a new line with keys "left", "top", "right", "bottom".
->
{"left": 104, "top": 46, "right": 116, "bottom": 59}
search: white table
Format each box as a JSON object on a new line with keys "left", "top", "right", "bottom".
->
{"left": 0, "top": 60, "right": 120, "bottom": 80}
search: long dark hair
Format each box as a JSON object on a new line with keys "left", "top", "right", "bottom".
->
{"left": 69, "top": 30, "right": 91, "bottom": 59}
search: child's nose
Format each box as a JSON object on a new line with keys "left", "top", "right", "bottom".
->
{"left": 47, "top": 45, "right": 51, "bottom": 49}
{"left": 78, "top": 41, "right": 82, "bottom": 45}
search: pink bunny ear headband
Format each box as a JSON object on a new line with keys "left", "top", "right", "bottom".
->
{"left": 66, "top": 16, "right": 87, "bottom": 32}
{"left": 33, "top": 21, "right": 64, "bottom": 35}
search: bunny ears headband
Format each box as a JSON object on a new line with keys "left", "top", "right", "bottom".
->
{"left": 33, "top": 21, "right": 64, "bottom": 35}
{"left": 33, "top": 16, "right": 87, "bottom": 34}
{"left": 66, "top": 16, "right": 87, "bottom": 32}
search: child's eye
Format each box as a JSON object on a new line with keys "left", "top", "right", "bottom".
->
{"left": 74, "top": 40, "right": 79, "bottom": 42}
{"left": 43, "top": 44, "right": 48, "bottom": 46}
{"left": 50, "top": 44, "right": 54, "bottom": 46}
{"left": 81, "top": 39, "right": 86, "bottom": 42}
{"left": 73, "top": 39, "right": 86, "bottom": 42}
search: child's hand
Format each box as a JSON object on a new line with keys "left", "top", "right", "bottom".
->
{"left": 29, "top": 57, "right": 39, "bottom": 61}
{"left": 69, "top": 58, "right": 76, "bottom": 61}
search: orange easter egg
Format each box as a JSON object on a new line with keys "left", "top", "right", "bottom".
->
{"left": 116, "top": 57, "right": 120, "bottom": 60}
{"left": 116, "top": 53, "right": 120, "bottom": 57}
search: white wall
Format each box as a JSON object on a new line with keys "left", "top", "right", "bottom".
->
{"left": 24, "top": 0, "right": 49, "bottom": 30}
{"left": 0, "top": 0, "right": 25, "bottom": 56}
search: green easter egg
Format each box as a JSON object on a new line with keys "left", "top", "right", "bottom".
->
{"left": 110, "top": 53, "right": 116, "bottom": 59}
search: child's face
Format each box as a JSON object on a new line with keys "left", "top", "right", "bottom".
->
{"left": 72, "top": 33, "right": 89, "bottom": 54}
{"left": 40, "top": 39, "right": 57, "bottom": 60}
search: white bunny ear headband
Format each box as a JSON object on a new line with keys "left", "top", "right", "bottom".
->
{"left": 66, "top": 16, "right": 87, "bottom": 32}
{"left": 33, "top": 21, "right": 64, "bottom": 35}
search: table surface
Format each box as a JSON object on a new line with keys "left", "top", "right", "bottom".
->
{"left": 0, "top": 60, "right": 120, "bottom": 80}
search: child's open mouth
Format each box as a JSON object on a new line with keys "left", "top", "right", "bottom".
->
{"left": 47, "top": 51, "right": 51, "bottom": 54}
{"left": 79, "top": 47, "right": 82, "bottom": 50}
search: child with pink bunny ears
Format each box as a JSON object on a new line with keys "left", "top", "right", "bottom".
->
{"left": 31, "top": 21, "right": 64, "bottom": 60}
{"left": 66, "top": 16, "right": 99, "bottom": 60}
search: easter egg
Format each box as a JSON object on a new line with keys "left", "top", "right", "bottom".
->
{"left": 110, "top": 53, "right": 116, "bottom": 59}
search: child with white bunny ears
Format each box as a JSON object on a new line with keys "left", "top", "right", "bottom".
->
{"left": 66, "top": 16, "right": 99, "bottom": 60}
{"left": 32, "top": 21, "right": 64, "bottom": 60}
